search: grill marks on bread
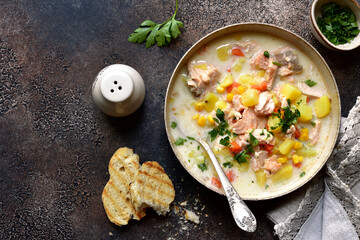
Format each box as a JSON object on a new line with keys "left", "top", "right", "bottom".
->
{"left": 102, "top": 148, "right": 175, "bottom": 226}
{"left": 130, "top": 161, "right": 175, "bottom": 216}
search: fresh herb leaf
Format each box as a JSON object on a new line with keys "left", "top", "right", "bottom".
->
{"left": 220, "top": 136, "right": 230, "bottom": 146}
{"left": 317, "top": 2, "right": 359, "bottom": 45}
{"left": 297, "top": 99, "right": 303, "bottom": 105}
{"left": 171, "top": 121, "right": 177, "bottom": 129}
{"left": 208, "top": 129, "right": 218, "bottom": 142}
{"left": 272, "top": 61, "right": 282, "bottom": 66}
{"left": 264, "top": 51, "right": 270, "bottom": 58}
{"left": 197, "top": 145, "right": 200, "bottom": 151}
{"left": 187, "top": 136, "right": 195, "bottom": 141}
{"left": 198, "top": 163, "right": 208, "bottom": 172}
{"left": 300, "top": 171, "right": 306, "bottom": 177}
{"left": 249, "top": 132, "right": 259, "bottom": 146}
{"left": 128, "top": 0, "right": 184, "bottom": 48}
{"left": 265, "top": 184, "right": 269, "bottom": 189}
{"left": 223, "top": 162, "right": 233, "bottom": 168}
{"left": 216, "top": 108, "right": 225, "bottom": 121}
{"left": 234, "top": 151, "right": 250, "bottom": 164}
{"left": 174, "top": 138, "right": 187, "bottom": 145}
{"left": 213, "top": 117, "right": 219, "bottom": 124}
{"left": 304, "top": 79, "right": 317, "bottom": 87}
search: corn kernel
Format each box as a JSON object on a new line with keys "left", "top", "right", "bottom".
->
{"left": 216, "top": 85, "right": 225, "bottom": 94}
{"left": 194, "top": 102, "right": 204, "bottom": 111}
{"left": 299, "top": 128, "right": 309, "bottom": 142}
{"left": 207, "top": 115, "right": 215, "bottom": 125}
{"left": 292, "top": 155, "right": 303, "bottom": 164}
{"left": 237, "top": 86, "right": 245, "bottom": 94}
{"left": 294, "top": 142, "right": 303, "bottom": 150}
{"left": 197, "top": 115, "right": 207, "bottom": 127}
{"left": 215, "top": 100, "right": 227, "bottom": 110}
{"left": 227, "top": 93, "right": 234, "bottom": 102}
{"left": 277, "top": 157, "right": 288, "bottom": 164}
{"left": 301, "top": 128, "right": 309, "bottom": 134}
{"left": 192, "top": 114, "right": 199, "bottom": 120}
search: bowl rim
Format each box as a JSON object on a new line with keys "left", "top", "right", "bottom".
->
{"left": 310, "top": 0, "right": 360, "bottom": 51}
{"left": 164, "top": 22, "right": 341, "bottom": 200}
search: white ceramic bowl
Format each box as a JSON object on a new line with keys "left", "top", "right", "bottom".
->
{"left": 165, "top": 23, "right": 341, "bottom": 200}
{"left": 310, "top": 0, "right": 360, "bottom": 51}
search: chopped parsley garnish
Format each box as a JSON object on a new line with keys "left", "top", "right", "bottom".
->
{"left": 311, "top": 121, "right": 316, "bottom": 127}
{"left": 249, "top": 132, "right": 259, "bottom": 146}
{"left": 198, "top": 163, "right": 208, "bottom": 172}
{"left": 260, "top": 129, "right": 265, "bottom": 136}
{"left": 171, "top": 121, "right": 177, "bottom": 129}
{"left": 297, "top": 99, "right": 303, "bottom": 105}
{"left": 219, "top": 136, "right": 230, "bottom": 146}
{"left": 304, "top": 79, "right": 317, "bottom": 87}
{"left": 234, "top": 151, "right": 250, "bottom": 164}
{"left": 174, "top": 138, "right": 187, "bottom": 146}
{"left": 197, "top": 145, "right": 200, "bottom": 151}
{"left": 272, "top": 61, "right": 282, "bottom": 66}
{"left": 187, "top": 136, "right": 195, "bottom": 141}
{"left": 264, "top": 51, "right": 270, "bottom": 58}
{"left": 208, "top": 108, "right": 229, "bottom": 141}
{"left": 272, "top": 105, "right": 301, "bottom": 133}
{"left": 317, "top": 2, "right": 360, "bottom": 46}
{"left": 223, "top": 162, "right": 233, "bottom": 168}
{"left": 300, "top": 171, "right": 306, "bottom": 177}
{"left": 265, "top": 184, "right": 269, "bottom": 189}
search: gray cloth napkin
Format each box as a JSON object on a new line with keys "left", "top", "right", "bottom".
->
{"left": 267, "top": 97, "right": 360, "bottom": 240}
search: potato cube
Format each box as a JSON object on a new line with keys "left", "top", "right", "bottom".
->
{"left": 280, "top": 83, "right": 302, "bottom": 101}
{"left": 297, "top": 104, "right": 312, "bottom": 122}
{"left": 241, "top": 89, "right": 259, "bottom": 107}
{"left": 268, "top": 115, "right": 282, "bottom": 133}
{"left": 216, "top": 44, "right": 231, "bottom": 61}
{"left": 220, "top": 74, "right": 234, "bottom": 88}
{"left": 203, "top": 93, "right": 219, "bottom": 112}
{"left": 215, "top": 100, "right": 227, "bottom": 110}
{"left": 255, "top": 170, "right": 267, "bottom": 187}
{"left": 314, "top": 95, "right": 331, "bottom": 118}
{"left": 279, "top": 139, "right": 296, "bottom": 155}
{"left": 273, "top": 164, "right": 293, "bottom": 182}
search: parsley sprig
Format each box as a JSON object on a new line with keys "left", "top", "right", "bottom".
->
{"left": 271, "top": 103, "right": 301, "bottom": 133}
{"left": 234, "top": 131, "right": 259, "bottom": 164}
{"left": 208, "top": 109, "right": 230, "bottom": 141}
{"left": 128, "top": 0, "right": 184, "bottom": 48}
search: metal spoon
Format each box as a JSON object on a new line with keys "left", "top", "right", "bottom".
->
{"left": 197, "top": 138, "right": 257, "bottom": 232}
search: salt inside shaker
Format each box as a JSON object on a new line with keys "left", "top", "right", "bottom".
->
{"left": 92, "top": 64, "right": 145, "bottom": 117}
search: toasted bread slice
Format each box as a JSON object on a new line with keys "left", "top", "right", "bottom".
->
{"left": 102, "top": 148, "right": 146, "bottom": 226}
{"left": 130, "top": 161, "right": 175, "bottom": 215}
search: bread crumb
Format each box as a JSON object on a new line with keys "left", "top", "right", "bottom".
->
{"left": 184, "top": 209, "right": 200, "bottom": 224}
{"left": 109, "top": 232, "right": 113, "bottom": 236}
{"left": 180, "top": 201, "right": 187, "bottom": 207}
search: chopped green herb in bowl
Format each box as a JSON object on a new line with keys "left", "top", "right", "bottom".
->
{"left": 317, "top": 2, "right": 360, "bottom": 46}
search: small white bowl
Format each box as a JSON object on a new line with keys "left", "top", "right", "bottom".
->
{"left": 310, "top": 0, "right": 360, "bottom": 51}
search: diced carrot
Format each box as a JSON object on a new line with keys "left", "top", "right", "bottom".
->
{"left": 227, "top": 67, "right": 232, "bottom": 72}
{"left": 226, "top": 82, "right": 240, "bottom": 93}
{"left": 211, "top": 177, "right": 222, "bottom": 188}
{"left": 273, "top": 108, "right": 280, "bottom": 113}
{"left": 230, "top": 141, "right": 242, "bottom": 154}
{"left": 306, "top": 96, "right": 310, "bottom": 103}
{"left": 263, "top": 144, "right": 274, "bottom": 153}
{"left": 231, "top": 48, "right": 245, "bottom": 56}
{"left": 225, "top": 170, "right": 235, "bottom": 182}
{"left": 251, "top": 81, "right": 267, "bottom": 92}
{"left": 294, "top": 162, "right": 302, "bottom": 168}
{"left": 294, "top": 127, "right": 301, "bottom": 139}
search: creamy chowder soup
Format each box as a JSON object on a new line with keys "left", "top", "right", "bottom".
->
{"left": 167, "top": 32, "right": 332, "bottom": 196}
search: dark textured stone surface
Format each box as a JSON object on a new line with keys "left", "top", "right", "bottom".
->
{"left": 0, "top": 0, "right": 359, "bottom": 239}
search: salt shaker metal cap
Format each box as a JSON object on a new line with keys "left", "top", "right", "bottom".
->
{"left": 92, "top": 64, "right": 145, "bottom": 117}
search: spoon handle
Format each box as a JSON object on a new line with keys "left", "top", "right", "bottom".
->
{"left": 198, "top": 139, "right": 257, "bottom": 232}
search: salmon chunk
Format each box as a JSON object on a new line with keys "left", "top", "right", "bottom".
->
{"left": 232, "top": 108, "right": 267, "bottom": 134}
{"left": 254, "top": 92, "right": 275, "bottom": 116}
{"left": 235, "top": 40, "right": 258, "bottom": 54}
{"left": 265, "top": 155, "right": 281, "bottom": 174}
{"left": 309, "top": 120, "right": 321, "bottom": 145}
{"left": 251, "top": 150, "right": 268, "bottom": 172}
{"left": 232, "top": 94, "right": 246, "bottom": 112}
{"left": 297, "top": 82, "right": 325, "bottom": 98}
{"left": 187, "top": 61, "right": 220, "bottom": 97}
{"left": 264, "top": 58, "right": 278, "bottom": 90}
{"left": 250, "top": 51, "right": 269, "bottom": 70}
{"left": 272, "top": 47, "right": 303, "bottom": 74}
